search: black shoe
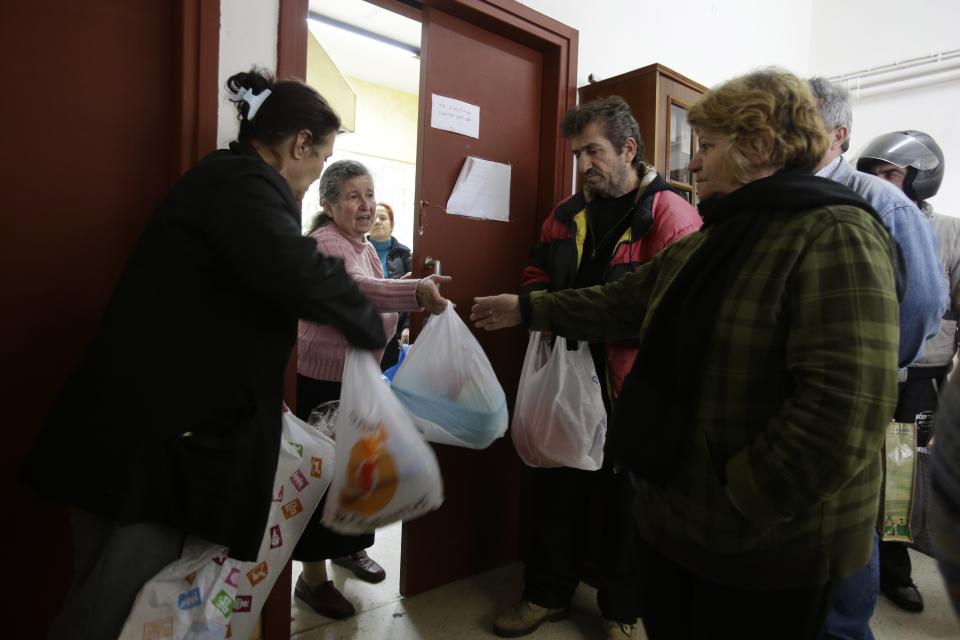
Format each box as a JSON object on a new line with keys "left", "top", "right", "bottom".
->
{"left": 332, "top": 550, "right": 386, "bottom": 583}
{"left": 881, "top": 580, "right": 924, "bottom": 612}
{"left": 294, "top": 575, "right": 356, "bottom": 618}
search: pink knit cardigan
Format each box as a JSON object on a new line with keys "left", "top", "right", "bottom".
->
{"left": 297, "top": 223, "right": 420, "bottom": 381}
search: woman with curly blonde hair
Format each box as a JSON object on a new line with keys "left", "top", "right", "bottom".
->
{"left": 470, "top": 68, "right": 900, "bottom": 639}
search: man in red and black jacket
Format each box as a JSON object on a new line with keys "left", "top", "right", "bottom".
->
{"left": 494, "top": 96, "right": 701, "bottom": 640}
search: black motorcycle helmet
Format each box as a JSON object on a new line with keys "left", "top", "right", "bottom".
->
{"left": 856, "top": 130, "right": 944, "bottom": 201}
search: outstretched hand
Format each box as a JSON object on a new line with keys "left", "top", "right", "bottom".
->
{"left": 470, "top": 294, "right": 521, "bottom": 331}
{"left": 416, "top": 274, "right": 452, "bottom": 314}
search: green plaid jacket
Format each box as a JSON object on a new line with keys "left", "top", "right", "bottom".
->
{"left": 528, "top": 204, "right": 899, "bottom": 588}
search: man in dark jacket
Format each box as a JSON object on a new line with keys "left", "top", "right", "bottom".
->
{"left": 493, "top": 96, "right": 701, "bottom": 640}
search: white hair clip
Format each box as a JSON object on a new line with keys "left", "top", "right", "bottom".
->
{"left": 233, "top": 87, "right": 272, "bottom": 121}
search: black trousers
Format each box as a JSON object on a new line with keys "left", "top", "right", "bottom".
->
{"left": 638, "top": 539, "right": 837, "bottom": 640}
{"left": 881, "top": 365, "right": 949, "bottom": 586}
{"left": 522, "top": 464, "right": 641, "bottom": 624}
{"left": 291, "top": 374, "right": 374, "bottom": 561}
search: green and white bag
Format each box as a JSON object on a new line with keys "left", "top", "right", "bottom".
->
{"left": 880, "top": 421, "right": 917, "bottom": 543}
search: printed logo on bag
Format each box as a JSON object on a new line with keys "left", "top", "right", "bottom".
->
{"left": 143, "top": 617, "right": 173, "bottom": 640}
{"left": 310, "top": 456, "right": 324, "bottom": 478}
{"left": 273, "top": 485, "right": 284, "bottom": 502}
{"left": 290, "top": 469, "right": 309, "bottom": 491}
{"left": 212, "top": 551, "right": 228, "bottom": 566}
{"left": 185, "top": 571, "right": 196, "bottom": 585}
{"left": 288, "top": 441, "right": 304, "bottom": 457}
{"left": 246, "top": 561, "right": 269, "bottom": 587}
{"left": 178, "top": 587, "right": 203, "bottom": 611}
{"left": 225, "top": 567, "right": 241, "bottom": 588}
{"left": 591, "top": 374, "right": 599, "bottom": 384}
{"left": 269, "top": 524, "right": 283, "bottom": 549}
{"left": 234, "top": 595, "right": 253, "bottom": 613}
{"left": 212, "top": 590, "right": 235, "bottom": 617}
{"left": 340, "top": 424, "right": 398, "bottom": 515}
{"left": 282, "top": 497, "right": 303, "bottom": 519}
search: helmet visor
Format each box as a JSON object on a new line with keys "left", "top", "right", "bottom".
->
{"left": 857, "top": 132, "right": 940, "bottom": 171}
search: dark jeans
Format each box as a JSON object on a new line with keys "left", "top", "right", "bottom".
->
{"left": 291, "top": 374, "right": 374, "bottom": 561}
{"left": 49, "top": 509, "right": 185, "bottom": 640}
{"left": 821, "top": 532, "right": 878, "bottom": 640}
{"left": 522, "top": 464, "right": 640, "bottom": 624}
{"left": 639, "top": 538, "right": 837, "bottom": 640}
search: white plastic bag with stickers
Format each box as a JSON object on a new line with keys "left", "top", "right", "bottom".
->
{"left": 121, "top": 408, "right": 335, "bottom": 640}
{"left": 226, "top": 406, "right": 335, "bottom": 640}
{"left": 322, "top": 348, "right": 444, "bottom": 535}
{"left": 512, "top": 332, "right": 607, "bottom": 471}
{"left": 391, "top": 305, "right": 508, "bottom": 449}
{"left": 118, "top": 540, "right": 236, "bottom": 640}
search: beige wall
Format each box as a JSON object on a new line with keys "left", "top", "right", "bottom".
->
{"left": 307, "top": 34, "right": 357, "bottom": 132}
{"left": 337, "top": 76, "right": 418, "bottom": 165}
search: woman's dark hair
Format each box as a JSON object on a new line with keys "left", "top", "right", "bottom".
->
{"left": 227, "top": 68, "right": 341, "bottom": 147}
{"left": 306, "top": 159, "right": 373, "bottom": 234}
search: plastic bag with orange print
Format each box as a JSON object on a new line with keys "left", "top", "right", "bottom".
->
{"left": 322, "top": 348, "right": 444, "bottom": 535}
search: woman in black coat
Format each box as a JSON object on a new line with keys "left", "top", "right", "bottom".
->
{"left": 368, "top": 202, "right": 414, "bottom": 369}
{"left": 21, "top": 69, "right": 386, "bottom": 640}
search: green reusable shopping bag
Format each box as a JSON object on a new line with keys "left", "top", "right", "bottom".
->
{"left": 880, "top": 421, "right": 917, "bottom": 543}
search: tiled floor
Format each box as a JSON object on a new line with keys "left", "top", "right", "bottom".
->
{"left": 289, "top": 525, "right": 959, "bottom": 639}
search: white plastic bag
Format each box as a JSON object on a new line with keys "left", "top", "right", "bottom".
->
{"left": 512, "top": 332, "right": 607, "bottom": 470}
{"left": 322, "top": 348, "right": 444, "bottom": 534}
{"left": 121, "top": 408, "right": 335, "bottom": 640}
{"left": 391, "top": 306, "right": 508, "bottom": 449}
{"left": 118, "top": 539, "right": 236, "bottom": 640}
{"left": 226, "top": 407, "right": 336, "bottom": 640}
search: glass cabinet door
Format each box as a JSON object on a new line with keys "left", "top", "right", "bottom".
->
{"left": 667, "top": 99, "right": 695, "bottom": 203}
{"left": 669, "top": 101, "right": 692, "bottom": 184}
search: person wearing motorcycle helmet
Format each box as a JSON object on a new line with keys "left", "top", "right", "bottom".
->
{"left": 857, "top": 130, "right": 944, "bottom": 205}
{"left": 859, "top": 130, "right": 960, "bottom": 615}
{"left": 808, "top": 79, "right": 946, "bottom": 633}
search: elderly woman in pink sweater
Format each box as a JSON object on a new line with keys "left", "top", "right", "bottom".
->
{"left": 292, "top": 159, "right": 448, "bottom": 618}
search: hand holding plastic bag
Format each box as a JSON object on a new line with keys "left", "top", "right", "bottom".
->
{"left": 391, "top": 306, "right": 508, "bottom": 449}
{"left": 322, "top": 348, "right": 444, "bottom": 535}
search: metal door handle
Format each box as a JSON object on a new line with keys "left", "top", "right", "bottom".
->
{"left": 424, "top": 256, "right": 441, "bottom": 276}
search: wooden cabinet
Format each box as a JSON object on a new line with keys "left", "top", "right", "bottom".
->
{"left": 579, "top": 63, "right": 707, "bottom": 205}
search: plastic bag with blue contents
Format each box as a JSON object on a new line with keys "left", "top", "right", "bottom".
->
{"left": 390, "top": 305, "right": 508, "bottom": 449}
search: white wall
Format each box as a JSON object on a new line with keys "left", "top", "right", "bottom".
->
{"left": 217, "top": 0, "right": 279, "bottom": 149}
{"left": 810, "top": 0, "right": 960, "bottom": 216}
{"left": 518, "top": 0, "right": 813, "bottom": 88}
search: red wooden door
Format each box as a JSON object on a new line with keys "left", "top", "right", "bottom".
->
{"left": 400, "top": 1, "right": 577, "bottom": 596}
{"left": 0, "top": 2, "right": 217, "bottom": 635}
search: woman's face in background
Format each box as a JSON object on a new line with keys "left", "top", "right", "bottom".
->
{"left": 369, "top": 207, "right": 393, "bottom": 242}
{"left": 327, "top": 175, "right": 376, "bottom": 240}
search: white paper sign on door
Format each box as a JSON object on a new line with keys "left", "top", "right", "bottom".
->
{"left": 445, "top": 156, "right": 511, "bottom": 222}
{"left": 431, "top": 94, "right": 480, "bottom": 139}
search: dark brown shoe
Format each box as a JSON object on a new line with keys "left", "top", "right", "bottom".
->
{"left": 332, "top": 550, "right": 387, "bottom": 583}
{"left": 294, "top": 575, "right": 356, "bottom": 619}
{"left": 881, "top": 580, "right": 924, "bottom": 612}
